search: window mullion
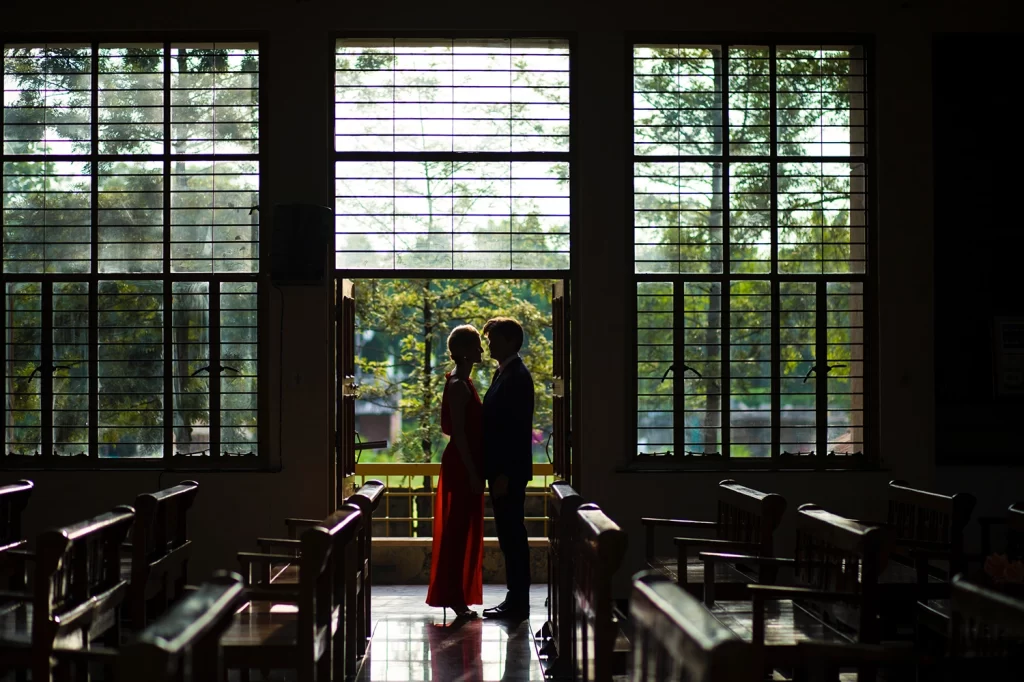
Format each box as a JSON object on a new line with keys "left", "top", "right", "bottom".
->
{"left": 42, "top": 286, "right": 53, "bottom": 458}
{"left": 90, "top": 42, "right": 100, "bottom": 461}
{"left": 768, "top": 45, "right": 780, "bottom": 459}
{"left": 816, "top": 282, "right": 827, "bottom": 456}
{"left": 163, "top": 42, "right": 173, "bottom": 459}
{"left": 720, "top": 43, "right": 731, "bottom": 458}
{"left": 89, "top": 280, "right": 98, "bottom": 460}
{"left": 211, "top": 280, "right": 221, "bottom": 457}
{"left": 721, "top": 278, "right": 731, "bottom": 458}
{"left": 673, "top": 279, "right": 686, "bottom": 456}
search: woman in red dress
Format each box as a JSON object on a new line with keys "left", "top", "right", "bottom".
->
{"left": 425, "top": 324, "right": 486, "bottom": 619}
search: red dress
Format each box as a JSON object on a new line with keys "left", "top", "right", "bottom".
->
{"left": 426, "top": 373, "right": 485, "bottom": 608}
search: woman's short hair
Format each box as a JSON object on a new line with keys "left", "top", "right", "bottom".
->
{"left": 482, "top": 317, "right": 524, "bottom": 352}
{"left": 447, "top": 324, "right": 481, "bottom": 361}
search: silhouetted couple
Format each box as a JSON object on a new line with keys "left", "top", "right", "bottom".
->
{"left": 425, "top": 317, "right": 534, "bottom": 622}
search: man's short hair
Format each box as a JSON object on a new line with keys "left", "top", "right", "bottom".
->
{"left": 482, "top": 317, "right": 524, "bottom": 352}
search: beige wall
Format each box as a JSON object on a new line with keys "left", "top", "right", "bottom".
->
{"left": 1, "top": 0, "right": 1020, "bottom": 585}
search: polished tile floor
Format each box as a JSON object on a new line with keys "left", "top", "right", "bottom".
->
{"left": 355, "top": 584, "right": 548, "bottom": 682}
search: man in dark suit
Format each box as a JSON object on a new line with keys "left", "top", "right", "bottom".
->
{"left": 480, "top": 317, "right": 534, "bottom": 620}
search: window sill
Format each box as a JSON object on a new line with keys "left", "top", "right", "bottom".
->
{"left": 619, "top": 454, "right": 884, "bottom": 474}
{"left": 0, "top": 454, "right": 275, "bottom": 472}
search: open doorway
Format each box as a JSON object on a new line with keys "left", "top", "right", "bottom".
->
{"left": 335, "top": 277, "right": 569, "bottom": 541}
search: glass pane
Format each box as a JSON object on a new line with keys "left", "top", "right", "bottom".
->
{"left": 633, "top": 162, "right": 723, "bottom": 274}
{"left": 633, "top": 45, "right": 723, "bottom": 156}
{"left": 2, "top": 161, "right": 91, "bottom": 274}
{"left": 780, "top": 282, "right": 815, "bottom": 454}
{"left": 776, "top": 47, "right": 867, "bottom": 157}
{"left": 778, "top": 161, "right": 867, "bottom": 275}
{"left": 3, "top": 45, "right": 92, "bottom": 155}
{"left": 220, "top": 282, "right": 257, "bottom": 455}
{"left": 172, "top": 281, "right": 209, "bottom": 455}
{"left": 637, "top": 282, "right": 673, "bottom": 455}
{"left": 53, "top": 281, "right": 89, "bottom": 455}
{"left": 170, "top": 43, "right": 259, "bottom": 155}
{"left": 334, "top": 38, "right": 569, "bottom": 153}
{"left": 682, "top": 282, "right": 722, "bottom": 455}
{"left": 99, "top": 46, "right": 164, "bottom": 155}
{"left": 729, "top": 162, "right": 771, "bottom": 274}
{"left": 335, "top": 160, "right": 568, "bottom": 270}
{"left": 98, "top": 280, "right": 163, "bottom": 457}
{"left": 170, "top": 159, "right": 259, "bottom": 273}
{"left": 4, "top": 283, "right": 41, "bottom": 455}
{"left": 98, "top": 161, "right": 164, "bottom": 273}
{"left": 730, "top": 280, "right": 771, "bottom": 457}
{"left": 827, "top": 281, "right": 864, "bottom": 454}
{"left": 728, "top": 47, "right": 770, "bottom": 156}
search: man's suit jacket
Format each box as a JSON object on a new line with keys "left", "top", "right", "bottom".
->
{"left": 482, "top": 357, "right": 534, "bottom": 486}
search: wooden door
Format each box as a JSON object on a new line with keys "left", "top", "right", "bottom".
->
{"left": 551, "top": 280, "right": 573, "bottom": 486}
{"left": 335, "top": 278, "right": 357, "bottom": 507}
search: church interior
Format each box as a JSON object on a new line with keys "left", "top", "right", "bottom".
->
{"left": 1, "top": 0, "right": 1023, "bottom": 679}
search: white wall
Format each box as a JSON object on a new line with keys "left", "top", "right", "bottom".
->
{"left": 1, "top": 0, "right": 1020, "bottom": 584}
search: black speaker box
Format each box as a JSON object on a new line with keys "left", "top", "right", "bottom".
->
{"left": 270, "top": 204, "right": 332, "bottom": 285}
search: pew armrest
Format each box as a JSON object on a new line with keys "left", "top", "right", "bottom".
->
{"left": 641, "top": 518, "right": 717, "bottom": 529}
{"left": 237, "top": 551, "right": 295, "bottom": 586}
{"left": 284, "top": 518, "right": 321, "bottom": 539}
{"left": 255, "top": 537, "right": 303, "bottom": 555}
{"left": 674, "top": 537, "right": 762, "bottom": 551}
{"left": 698, "top": 552, "right": 795, "bottom": 567}
{"left": 748, "top": 584, "right": 862, "bottom": 603}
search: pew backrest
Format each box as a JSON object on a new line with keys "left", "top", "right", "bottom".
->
{"left": 549, "top": 481, "right": 583, "bottom": 664}
{"left": 130, "top": 480, "right": 199, "bottom": 625}
{"left": 117, "top": 571, "right": 244, "bottom": 682}
{"left": 344, "top": 480, "right": 384, "bottom": 661}
{"left": 0, "top": 479, "right": 32, "bottom": 550}
{"left": 630, "top": 572, "right": 754, "bottom": 682}
{"left": 886, "top": 479, "right": 975, "bottom": 572}
{"left": 716, "top": 479, "right": 787, "bottom": 555}
{"left": 794, "top": 503, "right": 890, "bottom": 641}
{"left": 34, "top": 506, "right": 135, "bottom": 645}
{"left": 950, "top": 574, "right": 1024, "bottom": 661}
{"left": 575, "top": 503, "right": 627, "bottom": 682}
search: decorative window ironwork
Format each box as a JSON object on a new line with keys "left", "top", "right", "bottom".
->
{"left": 1, "top": 41, "right": 261, "bottom": 466}
{"left": 632, "top": 41, "right": 872, "bottom": 467}
{"left": 334, "top": 37, "right": 570, "bottom": 271}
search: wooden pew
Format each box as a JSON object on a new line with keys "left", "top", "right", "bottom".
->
{"left": 699, "top": 503, "right": 892, "bottom": 680}
{"left": 629, "top": 571, "right": 754, "bottom": 682}
{"left": 0, "top": 480, "right": 32, "bottom": 553}
{"left": 882, "top": 479, "right": 975, "bottom": 588}
{"left": 126, "top": 480, "right": 199, "bottom": 628}
{"left": 946, "top": 574, "right": 1024, "bottom": 675}
{"left": 539, "top": 480, "right": 583, "bottom": 673}
{"left": 342, "top": 480, "right": 384, "bottom": 662}
{"left": 226, "top": 506, "right": 362, "bottom": 682}
{"left": 641, "top": 480, "right": 786, "bottom": 600}
{"left": 54, "top": 571, "right": 245, "bottom": 682}
{"left": 979, "top": 501, "right": 1024, "bottom": 563}
{"left": 574, "top": 503, "right": 628, "bottom": 682}
{"left": 0, "top": 505, "right": 135, "bottom": 682}
{"left": 0, "top": 480, "right": 33, "bottom": 593}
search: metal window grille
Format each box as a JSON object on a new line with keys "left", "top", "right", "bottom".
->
{"left": 1, "top": 40, "right": 261, "bottom": 467}
{"left": 632, "top": 42, "right": 872, "bottom": 467}
{"left": 334, "top": 37, "right": 571, "bottom": 271}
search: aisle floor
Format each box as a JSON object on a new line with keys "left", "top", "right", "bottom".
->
{"left": 355, "top": 584, "right": 548, "bottom": 682}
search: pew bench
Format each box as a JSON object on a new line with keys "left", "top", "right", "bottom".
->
{"left": 698, "top": 503, "right": 892, "bottom": 680}
{"left": 0, "top": 505, "right": 135, "bottom": 682}
{"left": 123, "top": 480, "right": 200, "bottom": 629}
{"left": 574, "top": 503, "right": 629, "bottom": 682}
{"left": 539, "top": 480, "right": 583, "bottom": 674}
{"left": 642, "top": 480, "right": 786, "bottom": 601}
{"left": 227, "top": 506, "right": 362, "bottom": 682}
{"left": 54, "top": 571, "right": 245, "bottom": 682}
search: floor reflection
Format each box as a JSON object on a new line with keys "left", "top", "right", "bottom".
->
{"left": 357, "top": 585, "right": 546, "bottom": 682}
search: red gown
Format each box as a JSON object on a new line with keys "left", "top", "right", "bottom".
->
{"left": 425, "top": 373, "right": 485, "bottom": 608}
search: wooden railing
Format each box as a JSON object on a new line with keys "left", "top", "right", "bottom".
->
{"left": 353, "top": 462, "right": 555, "bottom": 538}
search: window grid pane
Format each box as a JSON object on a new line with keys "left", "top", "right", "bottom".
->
{"left": 633, "top": 41, "right": 869, "bottom": 463}
{"left": 220, "top": 282, "right": 257, "bottom": 455}
{"left": 334, "top": 37, "right": 571, "bottom": 272}
{"left": 2, "top": 42, "right": 261, "bottom": 464}
{"left": 636, "top": 282, "right": 673, "bottom": 455}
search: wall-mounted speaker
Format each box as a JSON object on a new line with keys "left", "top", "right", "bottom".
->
{"left": 270, "top": 204, "right": 332, "bottom": 285}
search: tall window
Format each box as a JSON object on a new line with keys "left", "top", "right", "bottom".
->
{"left": 633, "top": 42, "right": 872, "bottom": 466}
{"left": 334, "top": 37, "right": 570, "bottom": 271}
{"left": 2, "top": 41, "right": 261, "bottom": 465}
